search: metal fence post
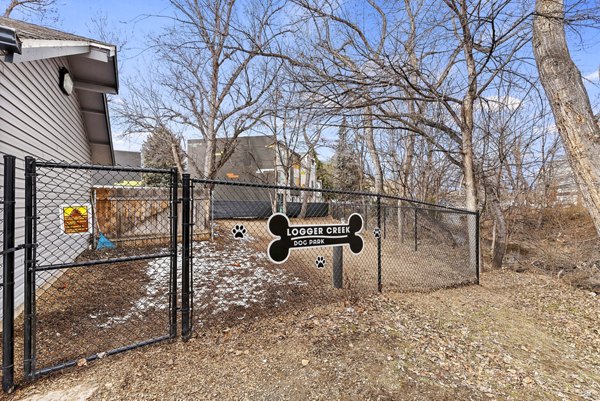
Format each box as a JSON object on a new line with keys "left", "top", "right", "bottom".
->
{"left": 181, "top": 174, "right": 191, "bottom": 340}
{"left": 377, "top": 196, "right": 382, "bottom": 293}
{"left": 2, "top": 155, "right": 16, "bottom": 393}
{"left": 333, "top": 246, "right": 343, "bottom": 289}
{"left": 23, "top": 156, "right": 37, "bottom": 380}
{"left": 414, "top": 208, "right": 418, "bottom": 252}
{"left": 189, "top": 180, "right": 195, "bottom": 328}
{"left": 169, "top": 169, "right": 179, "bottom": 338}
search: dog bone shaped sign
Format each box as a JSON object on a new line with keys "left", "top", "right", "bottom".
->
{"left": 267, "top": 213, "right": 364, "bottom": 264}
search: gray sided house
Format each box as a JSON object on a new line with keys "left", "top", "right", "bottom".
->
{"left": 188, "top": 136, "right": 325, "bottom": 218}
{"left": 0, "top": 17, "right": 118, "bottom": 313}
{"left": 189, "top": 136, "right": 275, "bottom": 201}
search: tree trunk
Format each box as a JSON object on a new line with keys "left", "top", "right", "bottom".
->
{"left": 299, "top": 156, "right": 312, "bottom": 219}
{"left": 397, "top": 200, "right": 404, "bottom": 243}
{"left": 533, "top": 0, "right": 600, "bottom": 236}
{"left": 365, "top": 107, "right": 384, "bottom": 195}
{"left": 460, "top": 9, "right": 480, "bottom": 272}
{"left": 170, "top": 140, "right": 184, "bottom": 179}
{"left": 201, "top": 133, "right": 215, "bottom": 232}
{"left": 485, "top": 184, "right": 507, "bottom": 269}
{"left": 462, "top": 98, "right": 479, "bottom": 271}
{"left": 200, "top": 141, "right": 214, "bottom": 232}
{"left": 491, "top": 202, "right": 507, "bottom": 269}
{"left": 491, "top": 220, "right": 496, "bottom": 256}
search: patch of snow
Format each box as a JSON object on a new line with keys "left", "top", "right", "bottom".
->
{"left": 96, "top": 236, "right": 305, "bottom": 329}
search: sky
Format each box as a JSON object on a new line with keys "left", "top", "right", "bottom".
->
{"left": 3, "top": 0, "right": 600, "bottom": 154}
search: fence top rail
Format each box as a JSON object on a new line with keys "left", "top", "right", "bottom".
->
{"left": 190, "top": 177, "right": 477, "bottom": 215}
{"left": 33, "top": 159, "right": 176, "bottom": 175}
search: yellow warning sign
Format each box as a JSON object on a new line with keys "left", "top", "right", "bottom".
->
{"left": 62, "top": 205, "right": 90, "bottom": 234}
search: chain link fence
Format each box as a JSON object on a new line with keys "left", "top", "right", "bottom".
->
{"left": 182, "top": 179, "right": 479, "bottom": 337}
{"left": 375, "top": 201, "right": 476, "bottom": 291}
{"left": 1, "top": 157, "right": 479, "bottom": 390}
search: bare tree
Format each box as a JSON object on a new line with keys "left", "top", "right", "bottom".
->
{"left": 533, "top": 0, "right": 600, "bottom": 236}
{"left": 157, "top": 0, "right": 282, "bottom": 181}
{"left": 298, "top": 115, "right": 325, "bottom": 218}
{"left": 116, "top": 78, "right": 187, "bottom": 177}
{"left": 117, "top": 0, "right": 283, "bottom": 230}
{"left": 260, "top": 74, "right": 328, "bottom": 216}
{"left": 2, "top": 0, "right": 57, "bottom": 22}
{"left": 280, "top": 0, "right": 532, "bottom": 268}
{"left": 141, "top": 128, "right": 186, "bottom": 185}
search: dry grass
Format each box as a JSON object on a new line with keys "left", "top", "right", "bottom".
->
{"left": 490, "top": 205, "right": 600, "bottom": 293}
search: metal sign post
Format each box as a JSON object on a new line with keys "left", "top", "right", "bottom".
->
{"left": 333, "top": 246, "right": 343, "bottom": 289}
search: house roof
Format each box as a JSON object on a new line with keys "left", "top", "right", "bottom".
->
{"left": 0, "top": 17, "right": 118, "bottom": 165}
{"left": 0, "top": 16, "right": 113, "bottom": 44}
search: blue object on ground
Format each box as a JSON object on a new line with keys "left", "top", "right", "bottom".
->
{"left": 97, "top": 233, "right": 116, "bottom": 250}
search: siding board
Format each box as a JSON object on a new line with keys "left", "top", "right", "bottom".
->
{"left": 0, "top": 70, "right": 90, "bottom": 157}
{"left": 8, "top": 58, "right": 87, "bottom": 136}
{"left": 1, "top": 56, "right": 93, "bottom": 317}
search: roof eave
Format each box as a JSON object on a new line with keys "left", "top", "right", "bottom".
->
{"left": 1, "top": 38, "right": 119, "bottom": 166}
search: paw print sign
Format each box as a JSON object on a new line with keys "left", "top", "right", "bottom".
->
{"left": 373, "top": 227, "right": 381, "bottom": 239}
{"left": 315, "top": 256, "right": 326, "bottom": 269}
{"left": 232, "top": 224, "right": 247, "bottom": 239}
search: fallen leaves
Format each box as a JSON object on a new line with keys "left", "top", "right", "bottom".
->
{"left": 11, "top": 271, "right": 600, "bottom": 401}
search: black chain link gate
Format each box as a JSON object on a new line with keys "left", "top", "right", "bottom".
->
{"left": 22, "top": 158, "right": 178, "bottom": 380}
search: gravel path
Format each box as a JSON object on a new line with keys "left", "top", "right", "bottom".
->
{"left": 8, "top": 271, "right": 599, "bottom": 401}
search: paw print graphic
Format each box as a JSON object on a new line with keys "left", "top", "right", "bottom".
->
{"left": 315, "top": 256, "right": 326, "bottom": 269}
{"left": 232, "top": 224, "right": 247, "bottom": 239}
{"left": 373, "top": 227, "right": 381, "bottom": 239}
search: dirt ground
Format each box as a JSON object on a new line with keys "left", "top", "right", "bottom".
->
{"left": 5, "top": 270, "right": 598, "bottom": 401}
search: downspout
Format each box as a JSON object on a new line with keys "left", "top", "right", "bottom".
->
{"left": 0, "top": 25, "right": 21, "bottom": 54}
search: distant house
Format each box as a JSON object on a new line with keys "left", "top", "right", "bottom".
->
{"left": 188, "top": 136, "right": 322, "bottom": 198}
{"left": 0, "top": 17, "right": 118, "bottom": 312}
{"left": 93, "top": 150, "right": 142, "bottom": 186}
{"left": 549, "top": 157, "right": 580, "bottom": 205}
{"left": 114, "top": 149, "right": 142, "bottom": 168}
{"left": 188, "top": 136, "right": 325, "bottom": 218}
